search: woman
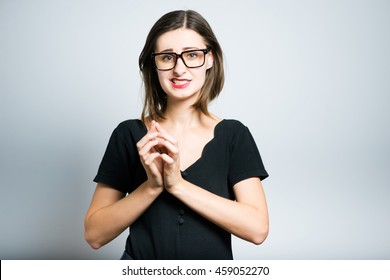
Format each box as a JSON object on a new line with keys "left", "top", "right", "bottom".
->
{"left": 84, "top": 10, "right": 269, "bottom": 260}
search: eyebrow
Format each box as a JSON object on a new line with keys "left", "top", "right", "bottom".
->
{"left": 158, "top": 47, "right": 202, "bottom": 53}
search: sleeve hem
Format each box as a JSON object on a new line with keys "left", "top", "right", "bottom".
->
{"left": 93, "top": 175, "right": 128, "bottom": 194}
{"left": 229, "top": 169, "right": 269, "bottom": 188}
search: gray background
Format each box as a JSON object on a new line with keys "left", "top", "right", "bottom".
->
{"left": 1, "top": 0, "right": 389, "bottom": 259}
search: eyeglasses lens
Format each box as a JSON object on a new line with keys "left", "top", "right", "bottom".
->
{"left": 154, "top": 50, "right": 206, "bottom": 70}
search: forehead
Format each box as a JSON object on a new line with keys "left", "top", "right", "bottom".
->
{"left": 155, "top": 28, "right": 206, "bottom": 52}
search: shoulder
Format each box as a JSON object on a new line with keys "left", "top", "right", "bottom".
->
{"left": 217, "top": 119, "right": 258, "bottom": 149}
{"left": 112, "top": 119, "right": 146, "bottom": 140}
{"left": 218, "top": 119, "right": 248, "bottom": 134}
{"left": 116, "top": 119, "right": 144, "bottom": 129}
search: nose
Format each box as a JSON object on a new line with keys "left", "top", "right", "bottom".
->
{"left": 173, "top": 56, "right": 187, "bottom": 75}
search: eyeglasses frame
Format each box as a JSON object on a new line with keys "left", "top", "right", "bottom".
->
{"left": 152, "top": 48, "right": 211, "bottom": 71}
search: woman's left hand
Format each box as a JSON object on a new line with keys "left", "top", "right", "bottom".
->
{"left": 153, "top": 122, "right": 184, "bottom": 191}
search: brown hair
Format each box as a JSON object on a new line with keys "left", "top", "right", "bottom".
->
{"left": 139, "top": 10, "right": 224, "bottom": 122}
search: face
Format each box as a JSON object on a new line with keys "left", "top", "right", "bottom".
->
{"left": 154, "top": 28, "right": 214, "bottom": 102}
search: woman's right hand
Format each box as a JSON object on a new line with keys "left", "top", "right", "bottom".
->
{"left": 136, "top": 120, "right": 164, "bottom": 189}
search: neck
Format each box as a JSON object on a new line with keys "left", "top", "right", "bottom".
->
{"left": 161, "top": 97, "right": 205, "bottom": 131}
{"left": 164, "top": 104, "right": 203, "bottom": 130}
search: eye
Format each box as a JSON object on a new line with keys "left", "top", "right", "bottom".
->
{"left": 161, "top": 54, "right": 175, "bottom": 61}
{"left": 185, "top": 52, "right": 198, "bottom": 59}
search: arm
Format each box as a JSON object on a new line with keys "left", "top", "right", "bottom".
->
{"left": 84, "top": 121, "right": 165, "bottom": 249}
{"left": 168, "top": 177, "right": 269, "bottom": 245}
{"left": 156, "top": 122, "right": 269, "bottom": 244}
{"left": 84, "top": 182, "right": 162, "bottom": 249}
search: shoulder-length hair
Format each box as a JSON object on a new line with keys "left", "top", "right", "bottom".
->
{"left": 139, "top": 10, "right": 224, "bottom": 122}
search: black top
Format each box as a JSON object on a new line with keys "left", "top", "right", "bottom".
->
{"left": 94, "top": 119, "right": 268, "bottom": 260}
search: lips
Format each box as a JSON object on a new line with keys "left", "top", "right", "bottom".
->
{"left": 170, "top": 78, "right": 191, "bottom": 89}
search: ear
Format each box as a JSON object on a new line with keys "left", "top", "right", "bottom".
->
{"left": 205, "top": 51, "right": 214, "bottom": 70}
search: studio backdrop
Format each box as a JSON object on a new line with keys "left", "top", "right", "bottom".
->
{"left": 1, "top": 0, "right": 389, "bottom": 259}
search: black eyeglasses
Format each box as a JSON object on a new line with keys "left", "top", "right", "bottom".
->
{"left": 152, "top": 48, "right": 211, "bottom": 71}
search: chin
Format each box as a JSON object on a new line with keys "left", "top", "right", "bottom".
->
{"left": 164, "top": 87, "right": 201, "bottom": 100}
{"left": 169, "top": 92, "right": 199, "bottom": 101}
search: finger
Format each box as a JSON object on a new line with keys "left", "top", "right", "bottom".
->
{"left": 157, "top": 138, "right": 179, "bottom": 157}
{"left": 156, "top": 131, "right": 178, "bottom": 147}
{"left": 153, "top": 122, "right": 179, "bottom": 146}
{"left": 138, "top": 139, "right": 160, "bottom": 160}
{"left": 144, "top": 153, "right": 162, "bottom": 177}
{"left": 160, "top": 153, "right": 174, "bottom": 165}
{"left": 153, "top": 121, "right": 166, "bottom": 133}
{"left": 136, "top": 132, "right": 160, "bottom": 151}
{"left": 148, "top": 120, "right": 157, "bottom": 132}
{"left": 144, "top": 152, "right": 161, "bottom": 166}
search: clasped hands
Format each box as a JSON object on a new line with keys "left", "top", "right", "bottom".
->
{"left": 137, "top": 120, "right": 183, "bottom": 192}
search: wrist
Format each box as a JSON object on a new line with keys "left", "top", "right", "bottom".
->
{"left": 166, "top": 178, "right": 186, "bottom": 196}
{"left": 143, "top": 180, "right": 164, "bottom": 196}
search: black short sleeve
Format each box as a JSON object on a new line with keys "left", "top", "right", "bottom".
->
{"left": 228, "top": 123, "right": 268, "bottom": 188}
{"left": 93, "top": 120, "right": 146, "bottom": 194}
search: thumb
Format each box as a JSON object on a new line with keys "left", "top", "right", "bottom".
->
{"left": 154, "top": 121, "right": 167, "bottom": 133}
{"left": 148, "top": 120, "right": 158, "bottom": 133}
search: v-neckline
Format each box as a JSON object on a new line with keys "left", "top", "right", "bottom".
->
{"left": 140, "top": 119, "right": 225, "bottom": 173}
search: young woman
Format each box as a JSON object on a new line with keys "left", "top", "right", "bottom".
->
{"left": 84, "top": 10, "right": 269, "bottom": 260}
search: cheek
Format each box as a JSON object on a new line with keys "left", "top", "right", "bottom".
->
{"left": 157, "top": 72, "right": 169, "bottom": 86}
{"left": 156, "top": 71, "right": 163, "bottom": 82}
{"left": 156, "top": 72, "right": 173, "bottom": 95}
{"left": 195, "top": 69, "right": 208, "bottom": 85}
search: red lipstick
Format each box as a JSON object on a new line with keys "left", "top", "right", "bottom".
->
{"left": 171, "top": 79, "right": 190, "bottom": 89}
